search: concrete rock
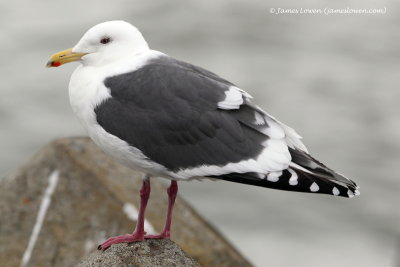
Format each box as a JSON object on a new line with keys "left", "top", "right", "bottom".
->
{"left": 0, "top": 137, "right": 252, "bottom": 267}
{"left": 76, "top": 239, "right": 200, "bottom": 267}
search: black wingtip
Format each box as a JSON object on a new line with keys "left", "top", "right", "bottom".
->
{"left": 212, "top": 167, "right": 360, "bottom": 199}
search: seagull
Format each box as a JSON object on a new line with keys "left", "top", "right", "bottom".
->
{"left": 47, "top": 20, "right": 359, "bottom": 250}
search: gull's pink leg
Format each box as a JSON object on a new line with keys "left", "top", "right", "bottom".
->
{"left": 99, "top": 177, "right": 151, "bottom": 250}
{"left": 145, "top": 180, "right": 178, "bottom": 239}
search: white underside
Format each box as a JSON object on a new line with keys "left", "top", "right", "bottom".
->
{"left": 69, "top": 49, "right": 308, "bottom": 181}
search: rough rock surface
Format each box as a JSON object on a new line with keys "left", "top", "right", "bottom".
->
{"left": 77, "top": 239, "right": 200, "bottom": 267}
{"left": 0, "top": 137, "right": 252, "bottom": 267}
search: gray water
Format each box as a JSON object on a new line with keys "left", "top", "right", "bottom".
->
{"left": 1, "top": 0, "right": 400, "bottom": 266}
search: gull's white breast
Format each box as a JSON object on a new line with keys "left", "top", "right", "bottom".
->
{"left": 68, "top": 51, "right": 169, "bottom": 176}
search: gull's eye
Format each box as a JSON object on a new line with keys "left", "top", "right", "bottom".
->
{"left": 100, "top": 37, "right": 111, "bottom": 44}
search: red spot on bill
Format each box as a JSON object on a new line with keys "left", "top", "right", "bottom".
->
{"left": 52, "top": 61, "right": 61, "bottom": 67}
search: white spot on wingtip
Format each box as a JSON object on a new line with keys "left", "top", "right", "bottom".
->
{"left": 288, "top": 169, "right": 298, "bottom": 185}
{"left": 266, "top": 171, "right": 281, "bottom": 182}
{"left": 310, "top": 182, "right": 319, "bottom": 192}
{"left": 354, "top": 189, "right": 360, "bottom": 196}
{"left": 347, "top": 190, "right": 354, "bottom": 198}
{"left": 258, "top": 173, "right": 266, "bottom": 179}
{"left": 21, "top": 170, "right": 60, "bottom": 267}
{"left": 332, "top": 187, "right": 340, "bottom": 196}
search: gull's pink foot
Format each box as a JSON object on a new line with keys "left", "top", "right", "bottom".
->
{"left": 98, "top": 179, "right": 178, "bottom": 250}
{"left": 99, "top": 178, "right": 151, "bottom": 251}
{"left": 98, "top": 232, "right": 145, "bottom": 250}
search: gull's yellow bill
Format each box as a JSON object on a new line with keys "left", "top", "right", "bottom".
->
{"left": 46, "top": 48, "right": 87, "bottom": 67}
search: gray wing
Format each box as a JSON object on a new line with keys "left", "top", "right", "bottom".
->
{"left": 95, "top": 56, "right": 287, "bottom": 174}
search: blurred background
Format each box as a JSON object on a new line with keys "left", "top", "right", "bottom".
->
{"left": 1, "top": 0, "right": 399, "bottom": 266}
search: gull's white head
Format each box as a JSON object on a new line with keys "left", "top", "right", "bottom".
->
{"left": 47, "top": 21, "right": 149, "bottom": 67}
